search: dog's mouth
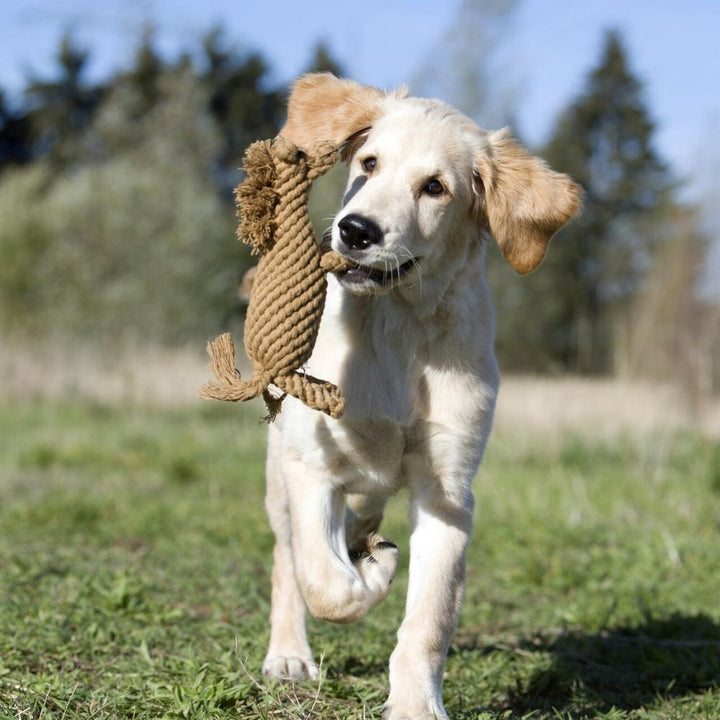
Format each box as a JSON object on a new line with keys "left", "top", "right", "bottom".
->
{"left": 321, "top": 232, "right": 418, "bottom": 288}
{"left": 338, "top": 258, "right": 417, "bottom": 287}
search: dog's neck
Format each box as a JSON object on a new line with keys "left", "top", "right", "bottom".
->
{"left": 314, "top": 236, "right": 494, "bottom": 424}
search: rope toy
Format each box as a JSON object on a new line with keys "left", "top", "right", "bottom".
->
{"left": 200, "top": 135, "right": 354, "bottom": 420}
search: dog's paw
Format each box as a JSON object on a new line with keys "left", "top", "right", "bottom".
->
{"left": 262, "top": 654, "right": 319, "bottom": 681}
{"left": 382, "top": 701, "right": 448, "bottom": 720}
{"left": 348, "top": 533, "right": 398, "bottom": 602}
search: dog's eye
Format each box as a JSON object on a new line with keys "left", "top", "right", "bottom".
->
{"left": 423, "top": 179, "right": 444, "bottom": 196}
{"left": 361, "top": 157, "right": 377, "bottom": 173}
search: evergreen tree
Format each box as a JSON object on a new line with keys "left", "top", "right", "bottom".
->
{"left": 0, "top": 90, "right": 31, "bottom": 169}
{"left": 24, "top": 33, "right": 103, "bottom": 166}
{"left": 305, "top": 42, "right": 345, "bottom": 77}
{"left": 493, "top": 29, "right": 676, "bottom": 373}
{"left": 126, "top": 27, "right": 164, "bottom": 116}
{"left": 200, "top": 28, "right": 283, "bottom": 194}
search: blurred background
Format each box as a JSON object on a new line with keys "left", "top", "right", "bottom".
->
{"left": 0, "top": 0, "right": 718, "bottom": 427}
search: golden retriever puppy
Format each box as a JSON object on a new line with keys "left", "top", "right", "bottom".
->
{"left": 261, "top": 73, "right": 581, "bottom": 720}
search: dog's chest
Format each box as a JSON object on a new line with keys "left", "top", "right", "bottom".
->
{"left": 313, "top": 349, "right": 426, "bottom": 493}
{"left": 322, "top": 416, "right": 407, "bottom": 493}
{"left": 311, "top": 296, "right": 429, "bottom": 425}
{"left": 342, "top": 347, "right": 419, "bottom": 424}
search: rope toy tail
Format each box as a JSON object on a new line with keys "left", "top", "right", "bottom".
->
{"left": 200, "top": 136, "right": 354, "bottom": 420}
{"left": 200, "top": 333, "right": 282, "bottom": 421}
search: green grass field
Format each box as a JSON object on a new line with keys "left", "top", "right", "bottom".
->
{"left": 2, "top": 398, "right": 720, "bottom": 719}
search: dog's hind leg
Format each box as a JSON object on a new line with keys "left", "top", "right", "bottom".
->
{"left": 262, "top": 426, "right": 318, "bottom": 680}
{"left": 345, "top": 492, "right": 388, "bottom": 545}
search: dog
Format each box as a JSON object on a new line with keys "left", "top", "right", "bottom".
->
{"left": 258, "top": 73, "right": 581, "bottom": 719}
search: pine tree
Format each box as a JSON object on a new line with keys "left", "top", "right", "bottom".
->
{"left": 200, "top": 28, "right": 283, "bottom": 195}
{"left": 494, "top": 29, "right": 676, "bottom": 374}
{"left": 24, "top": 33, "right": 103, "bottom": 166}
{"left": 126, "top": 27, "right": 164, "bottom": 116}
{"left": 0, "top": 90, "right": 31, "bottom": 169}
{"left": 305, "top": 42, "right": 345, "bottom": 77}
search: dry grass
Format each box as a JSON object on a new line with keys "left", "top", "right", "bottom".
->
{"left": 495, "top": 375, "right": 720, "bottom": 440}
{"left": 0, "top": 340, "right": 237, "bottom": 407}
{"left": 1, "top": 340, "right": 718, "bottom": 437}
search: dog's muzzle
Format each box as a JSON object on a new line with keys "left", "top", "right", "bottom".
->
{"left": 337, "top": 213, "right": 384, "bottom": 251}
{"left": 321, "top": 226, "right": 418, "bottom": 289}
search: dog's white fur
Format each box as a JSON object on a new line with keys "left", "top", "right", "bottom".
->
{"left": 260, "top": 74, "right": 581, "bottom": 720}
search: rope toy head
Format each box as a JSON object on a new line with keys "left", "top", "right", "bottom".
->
{"left": 200, "top": 135, "right": 354, "bottom": 420}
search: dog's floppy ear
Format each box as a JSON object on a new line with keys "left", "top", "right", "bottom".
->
{"left": 281, "top": 73, "right": 394, "bottom": 150}
{"left": 475, "top": 129, "right": 582, "bottom": 275}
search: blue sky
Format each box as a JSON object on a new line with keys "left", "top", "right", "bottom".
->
{"left": 2, "top": 0, "right": 719, "bottom": 201}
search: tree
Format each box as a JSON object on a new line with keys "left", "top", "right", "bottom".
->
{"left": 305, "top": 42, "right": 345, "bottom": 77}
{"left": 411, "top": 0, "right": 519, "bottom": 128}
{"left": 0, "top": 64, "right": 248, "bottom": 346}
{"left": 0, "top": 27, "right": 346, "bottom": 348}
{"left": 0, "top": 90, "right": 31, "bottom": 169}
{"left": 618, "top": 207, "right": 713, "bottom": 401}
{"left": 493, "top": 29, "right": 677, "bottom": 374}
{"left": 200, "top": 28, "right": 284, "bottom": 195}
{"left": 24, "top": 33, "right": 103, "bottom": 166}
{"left": 125, "top": 26, "right": 165, "bottom": 116}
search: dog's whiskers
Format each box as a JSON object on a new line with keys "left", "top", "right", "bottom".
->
{"left": 392, "top": 241, "right": 424, "bottom": 292}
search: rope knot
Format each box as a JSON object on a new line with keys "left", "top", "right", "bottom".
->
{"left": 271, "top": 135, "right": 302, "bottom": 164}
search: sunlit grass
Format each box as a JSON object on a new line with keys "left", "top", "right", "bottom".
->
{"left": 1, "top": 398, "right": 720, "bottom": 718}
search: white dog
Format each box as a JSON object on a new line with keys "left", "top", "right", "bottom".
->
{"left": 259, "top": 73, "right": 581, "bottom": 719}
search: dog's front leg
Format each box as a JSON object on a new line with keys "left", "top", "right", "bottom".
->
{"left": 263, "top": 430, "right": 318, "bottom": 680}
{"left": 282, "top": 453, "right": 399, "bottom": 624}
{"left": 384, "top": 469, "right": 475, "bottom": 720}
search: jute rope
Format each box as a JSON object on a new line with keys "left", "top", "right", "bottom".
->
{"left": 200, "top": 136, "right": 354, "bottom": 420}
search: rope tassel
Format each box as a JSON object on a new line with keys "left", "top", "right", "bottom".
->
{"left": 200, "top": 333, "right": 268, "bottom": 402}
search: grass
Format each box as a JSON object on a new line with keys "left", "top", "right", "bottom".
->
{"left": 1, "top": 397, "right": 720, "bottom": 718}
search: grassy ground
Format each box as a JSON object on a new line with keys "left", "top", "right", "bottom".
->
{"left": 1, "top": 397, "right": 720, "bottom": 719}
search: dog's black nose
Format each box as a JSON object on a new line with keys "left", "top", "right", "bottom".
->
{"left": 338, "top": 214, "right": 383, "bottom": 250}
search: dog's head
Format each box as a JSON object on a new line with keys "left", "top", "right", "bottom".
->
{"left": 282, "top": 73, "right": 582, "bottom": 294}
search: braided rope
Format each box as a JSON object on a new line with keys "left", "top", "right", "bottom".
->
{"left": 200, "top": 136, "right": 354, "bottom": 420}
